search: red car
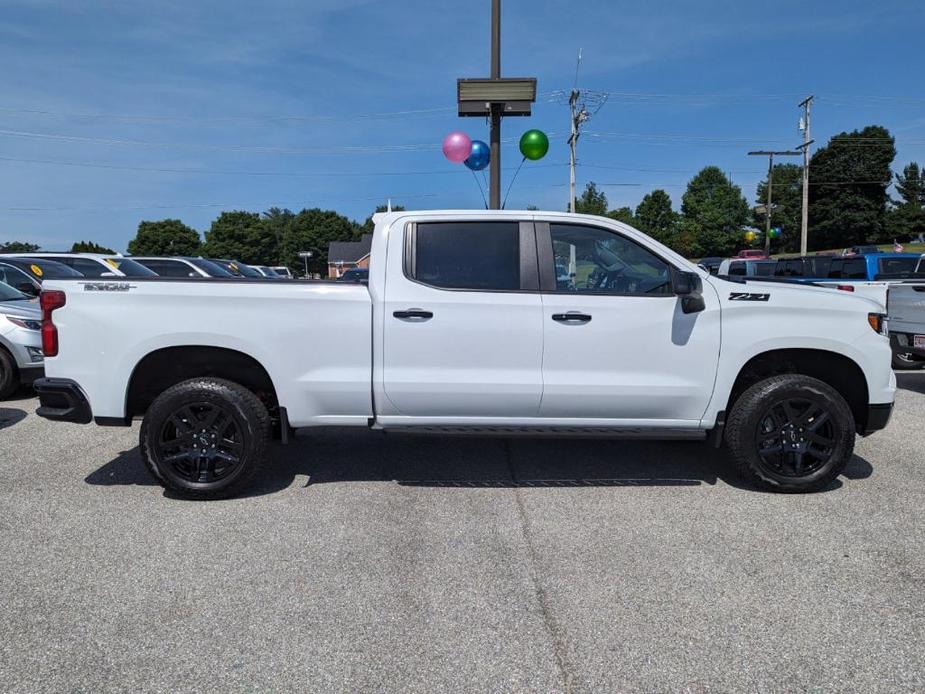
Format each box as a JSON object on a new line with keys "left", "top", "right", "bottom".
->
{"left": 735, "top": 249, "right": 769, "bottom": 259}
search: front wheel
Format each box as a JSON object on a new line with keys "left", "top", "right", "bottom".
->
{"left": 725, "top": 374, "right": 856, "bottom": 493}
{"left": 891, "top": 345, "right": 925, "bottom": 370}
{"left": 140, "top": 377, "right": 270, "bottom": 499}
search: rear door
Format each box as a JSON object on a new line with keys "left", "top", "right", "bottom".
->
{"left": 379, "top": 219, "right": 544, "bottom": 418}
{"left": 536, "top": 221, "right": 721, "bottom": 425}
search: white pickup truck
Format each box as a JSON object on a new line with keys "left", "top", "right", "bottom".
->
{"left": 34, "top": 210, "right": 895, "bottom": 498}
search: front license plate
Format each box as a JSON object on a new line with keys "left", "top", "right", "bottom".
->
{"left": 914, "top": 335, "right": 925, "bottom": 349}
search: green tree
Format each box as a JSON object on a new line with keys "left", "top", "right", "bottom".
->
{"left": 634, "top": 189, "right": 677, "bottom": 245}
{"left": 888, "top": 162, "right": 925, "bottom": 241}
{"left": 808, "top": 125, "right": 896, "bottom": 249}
{"left": 359, "top": 204, "right": 406, "bottom": 236}
{"left": 71, "top": 240, "right": 115, "bottom": 254}
{"left": 680, "top": 166, "right": 750, "bottom": 257}
{"left": 606, "top": 206, "right": 635, "bottom": 226}
{"left": 280, "top": 208, "right": 358, "bottom": 275}
{"left": 0, "top": 240, "right": 39, "bottom": 253}
{"left": 262, "top": 207, "right": 295, "bottom": 265}
{"left": 128, "top": 219, "right": 201, "bottom": 257}
{"left": 202, "top": 211, "right": 277, "bottom": 265}
{"left": 753, "top": 163, "right": 802, "bottom": 253}
{"left": 574, "top": 182, "right": 608, "bottom": 216}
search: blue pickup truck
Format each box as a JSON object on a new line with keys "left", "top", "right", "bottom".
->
{"left": 772, "top": 253, "right": 922, "bottom": 282}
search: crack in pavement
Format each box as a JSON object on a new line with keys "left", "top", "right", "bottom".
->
{"left": 504, "top": 439, "right": 576, "bottom": 694}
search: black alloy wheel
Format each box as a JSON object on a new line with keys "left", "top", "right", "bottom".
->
{"left": 157, "top": 402, "right": 244, "bottom": 484}
{"left": 755, "top": 397, "right": 836, "bottom": 478}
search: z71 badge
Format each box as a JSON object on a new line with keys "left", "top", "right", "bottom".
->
{"left": 729, "top": 292, "right": 770, "bottom": 302}
{"left": 82, "top": 282, "right": 134, "bottom": 292}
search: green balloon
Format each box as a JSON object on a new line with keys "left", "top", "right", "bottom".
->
{"left": 519, "top": 129, "right": 549, "bottom": 161}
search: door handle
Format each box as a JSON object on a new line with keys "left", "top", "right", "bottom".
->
{"left": 552, "top": 312, "right": 592, "bottom": 324}
{"left": 393, "top": 309, "right": 434, "bottom": 320}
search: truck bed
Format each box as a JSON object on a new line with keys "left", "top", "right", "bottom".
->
{"left": 41, "top": 277, "right": 374, "bottom": 426}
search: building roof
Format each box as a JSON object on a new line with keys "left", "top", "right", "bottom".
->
{"left": 328, "top": 234, "right": 372, "bottom": 264}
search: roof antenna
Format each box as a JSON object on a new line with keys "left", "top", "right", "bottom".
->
{"left": 387, "top": 199, "right": 392, "bottom": 213}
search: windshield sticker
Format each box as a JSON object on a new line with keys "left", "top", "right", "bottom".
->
{"left": 104, "top": 258, "right": 119, "bottom": 269}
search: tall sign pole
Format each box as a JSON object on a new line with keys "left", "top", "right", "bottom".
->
{"left": 798, "top": 95, "right": 814, "bottom": 255}
{"left": 489, "top": 0, "right": 502, "bottom": 209}
{"left": 456, "top": 0, "right": 536, "bottom": 210}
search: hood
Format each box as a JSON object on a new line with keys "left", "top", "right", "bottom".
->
{"left": 0, "top": 300, "right": 41, "bottom": 319}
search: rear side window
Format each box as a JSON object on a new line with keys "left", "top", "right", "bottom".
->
{"left": 411, "top": 222, "right": 520, "bottom": 290}
{"left": 879, "top": 257, "right": 917, "bottom": 275}
{"left": 67, "top": 258, "right": 108, "bottom": 277}
{"left": 139, "top": 259, "right": 195, "bottom": 277}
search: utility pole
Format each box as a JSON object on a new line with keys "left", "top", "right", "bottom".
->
{"left": 562, "top": 50, "right": 606, "bottom": 212}
{"left": 748, "top": 150, "right": 801, "bottom": 255}
{"left": 568, "top": 89, "right": 582, "bottom": 212}
{"left": 798, "top": 95, "right": 815, "bottom": 255}
{"left": 489, "top": 0, "right": 501, "bottom": 209}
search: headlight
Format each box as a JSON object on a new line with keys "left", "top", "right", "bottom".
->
{"left": 4, "top": 315, "right": 41, "bottom": 331}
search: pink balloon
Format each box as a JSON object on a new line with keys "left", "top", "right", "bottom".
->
{"left": 442, "top": 131, "right": 472, "bottom": 163}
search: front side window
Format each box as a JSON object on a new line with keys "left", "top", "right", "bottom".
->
{"left": 548, "top": 224, "right": 671, "bottom": 294}
{"left": 411, "top": 222, "right": 520, "bottom": 290}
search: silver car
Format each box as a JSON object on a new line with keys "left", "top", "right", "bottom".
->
{"left": 0, "top": 282, "right": 43, "bottom": 399}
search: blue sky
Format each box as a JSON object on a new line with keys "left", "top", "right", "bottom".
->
{"left": 1, "top": 0, "right": 923, "bottom": 251}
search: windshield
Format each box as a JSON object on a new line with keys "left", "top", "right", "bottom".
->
{"left": 259, "top": 266, "right": 282, "bottom": 278}
{"left": 0, "top": 280, "right": 28, "bottom": 301}
{"left": 188, "top": 258, "right": 234, "bottom": 277}
{"left": 106, "top": 257, "right": 158, "bottom": 277}
{"left": 15, "top": 258, "right": 83, "bottom": 279}
{"left": 212, "top": 259, "right": 263, "bottom": 277}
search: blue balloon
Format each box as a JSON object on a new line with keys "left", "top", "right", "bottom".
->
{"left": 464, "top": 140, "right": 490, "bottom": 171}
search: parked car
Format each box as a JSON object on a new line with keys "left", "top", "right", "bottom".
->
{"left": 0, "top": 257, "right": 84, "bottom": 297}
{"left": 337, "top": 268, "right": 369, "bottom": 283}
{"left": 697, "top": 257, "right": 725, "bottom": 275}
{"left": 208, "top": 259, "right": 264, "bottom": 278}
{"left": 270, "top": 266, "right": 293, "bottom": 278}
{"left": 886, "top": 281, "right": 925, "bottom": 369}
{"left": 717, "top": 258, "right": 777, "bottom": 277}
{"left": 0, "top": 282, "right": 43, "bottom": 398}
{"left": 35, "top": 210, "right": 894, "bottom": 499}
{"left": 3, "top": 253, "right": 158, "bottom": 278}
{"left": 735, "top": 249, "right": 769, "bottom": 259}
{"left": 843, "top": 245, "right": 880, "bottom": 256}
{"left": 132, "top": 257, "right": 234, "bottom": 278}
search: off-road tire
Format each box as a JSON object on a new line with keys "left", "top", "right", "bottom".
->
{"left": 0, "top": 347, "right": 17, "bottom": 400}
{"left": 725, "top": 374, "right": 855, "bottom": 493}
{"left": 140, "top": 377, "right": 270, "bottom": 499}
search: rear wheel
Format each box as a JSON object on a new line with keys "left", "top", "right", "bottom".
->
{"left": 725, "top": 374, "right": 855, "bottom": 493}
{"left": 140, "top": 377, "right": 270, "bottom": 499}
{"left": 0, "top": 348, "right": 17, "bottom": 400}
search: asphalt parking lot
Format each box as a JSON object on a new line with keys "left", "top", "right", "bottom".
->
{"left": 1, "top": 373, "right": 924, "bottom": 693}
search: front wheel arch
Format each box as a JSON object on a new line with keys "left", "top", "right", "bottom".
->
{"left": 724, "top": 348, "right": 869, "bottom": 435}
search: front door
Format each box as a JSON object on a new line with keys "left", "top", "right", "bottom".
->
{"left": 537, "top": 222, "right": 721, "bottom": 425}
{"left": 379, "top": 219, "right": 544, "bottom": 419}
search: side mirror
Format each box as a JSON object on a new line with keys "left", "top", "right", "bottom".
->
{"left": 672, "top": 269, "right": 705, "bottom": 314}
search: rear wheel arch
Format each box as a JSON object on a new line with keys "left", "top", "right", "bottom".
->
{"left": 725, "top": 348, "right": 869, "bottom": 434}
{"left": 125, "top": 346, "right": 279, "bottom": 419}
